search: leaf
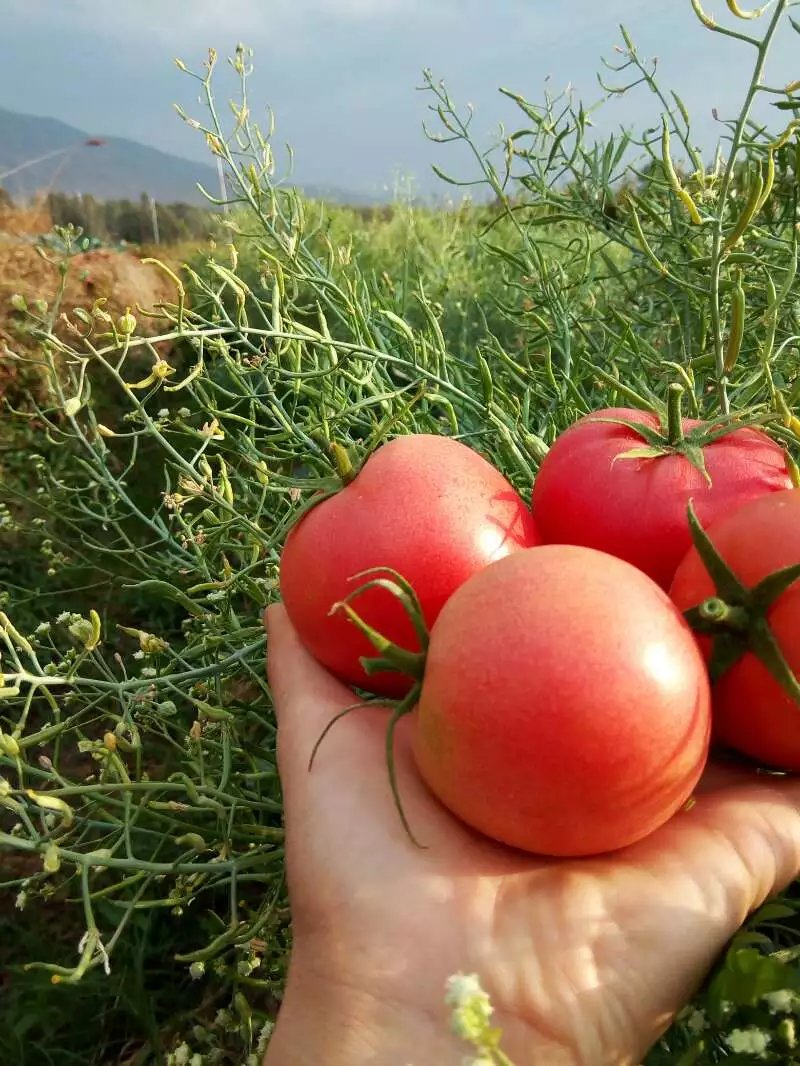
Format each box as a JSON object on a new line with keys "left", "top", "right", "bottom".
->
{"left": 749, "top": 901, "right": 799, "bottom": 925}
{"left": 749, "top": 618, "right": 800, "bottom": 705}
{"left": 750, "top": 562, "right": 800, "bottom": 612}
{"left": 707, "top": 946, "right": 800, "bottom": 1023}
{"left": 611, "top": 445, "right": 669, "bottom": 464}
{"left": 707, "top": 630, "right": 749, "bottom": 682}
{"left": 588, "top": 416, "right": 666, "bottom": 447}
{"left": 673, "top": 1042, "right": 705, "bottom": 1066}
{"left": 682, "top": 444, "right": 712, "bottom": 486}
{"left": 685, "top": 503, "right": 748, "bottom": 604}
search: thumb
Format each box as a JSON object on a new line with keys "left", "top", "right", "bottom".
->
{"left": 636, "top": 774, "right": 800, "bottom": 941}
{"left": 264, "top": 603, "right": 396, "bottom": 792}
{"left": 690, "top": 778, "right": 800, "bottom": 915}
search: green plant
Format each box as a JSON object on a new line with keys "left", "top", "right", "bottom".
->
{"left": 1, "top": 3, "right": 799, "bottom": 1060}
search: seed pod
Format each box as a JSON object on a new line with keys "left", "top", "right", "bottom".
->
{"left": 218, "top": 457, "right": 234, "bottom": 506}
{"left": 661, "top": 118, "right": 702, "bottom": 224}
{"left": 0, "top": 731, "right": 20, "bottom": 758}
{"left": 476, "top": 352, "right": 494, "bottom": 407}
{"left": 724, "top": 278, "right": 745, "bottom": 372}
{"left": 724, "top": 165, "right": 765, "bottom": 250}
{"left": 757, "top": 150, "right": 776, "bottom": 212}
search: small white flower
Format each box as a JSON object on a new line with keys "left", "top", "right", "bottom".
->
{"left": 15, "top": 890, "right": 26, "bottom": 910}
{"left": 445, "top": 973, "right": 485, "bottom": 1007}
{"left": 764, "top": 988, "right": 796, "bottom": 1014}
{"left": 686, "top": 1008, "right": 708, "bottom": 1033}
{"left": 133, "top": 650, "right": 145, "bottom": 660}
{"left": 256, "top": 1020, "right": 275, "bottom": 1053}
{"left": 140, "top": 667, "right": 157, "bottom": 678}
{"left": 444, "top": 972, "right": 494, "bottom": 1043}
{"left": 172, "top": 1044, "right": 191, "bottom": 1066}
{"left": 35, "top": 622, "right": 51, "bottom": 635}
{"left": 56, "top": 612, "right": 71, "bottom": 624}
{"left": 724, "top": 1027, "right": 771, "bottom": 1056}
{"left": 190, "top": 1055, "right": 203, "bottom": 1066}
{"left": 158, "top": 409, "right": 169, "bottom": 418}
{"left": 189, "top": 961, "right": 205, "bottom": 980}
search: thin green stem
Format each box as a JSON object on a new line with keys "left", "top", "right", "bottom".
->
{"left": 708, "top": 0, "right": 789, "bottom": 414}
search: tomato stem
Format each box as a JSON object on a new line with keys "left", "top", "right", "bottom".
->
{"left": 328, "top": 569, "right": 431, "bottom": 846}
{"left": 384, "top": 685, "right": 426, "bottom": 848}
{"left": 307, "top": 698, "right": 393, "bottom": 771}
{"left": 329, "top": 569, "right": 430, "bottom": 681}
{"left": 698, "top": 598, "right": 749, "bottom": 630}
{"left": 333, "top": 601, "right": 427, "bottom": 679}
{"left": 666, "top": 383, "right": 685, "bottom": 446}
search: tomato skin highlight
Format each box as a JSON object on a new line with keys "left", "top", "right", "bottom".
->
{"left": 670, "top": 489, "right": 800, "bottom": 771}
{"left": 279, "top": 434, "right": 540, "bottom": 697}
{"left": 413, "top": 545, "right": 711, "bottom": 857}
{"left": 531, "top": 407, "right": 791, "bottom": 589}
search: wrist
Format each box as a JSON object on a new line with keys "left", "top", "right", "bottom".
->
{"left": 263, "top": 954, "right": 464, "bottom": 1065}
{"left": 263, "top": 949, "right": 582, "bottom": 1066}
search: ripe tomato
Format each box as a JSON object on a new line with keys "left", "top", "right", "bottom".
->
{"left": 280, "top": 434, "right": 540, "bottom": 697}
{"left": 669, "top": 489, "right": 800, "bottom": 771}
{"left": 413, "top": 544, "right": 711, "bottom": 856}
{"left": 531, "top": 406, "right": 791, "bottom": 589}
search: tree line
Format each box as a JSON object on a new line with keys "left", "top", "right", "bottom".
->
{"left": 0, "top": 188, "right": 217, "bottom": 245}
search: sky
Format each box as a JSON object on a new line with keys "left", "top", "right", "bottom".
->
{"left": 2, "top": 1, "right": 799, "bottom": 200}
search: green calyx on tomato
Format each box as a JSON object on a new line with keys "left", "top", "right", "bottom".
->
{"left": 682, "top": 501, "right": 800, "bottom": 703}
{"left": 329, "top": 439, "right": 359, "bottom": 485}
{"left": 598, "top": 383, "right": 775, "bottom": 485}
{"left": 312, "top": 566, "right": 431, "bottom": 847}
{"left": 330, "top": 567, "right": 429, "bottom": 682}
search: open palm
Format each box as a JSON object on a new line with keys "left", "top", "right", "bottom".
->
{"left": 263, "top": 604, "right": 800, "bottom": 1066}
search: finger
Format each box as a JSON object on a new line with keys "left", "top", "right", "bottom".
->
{"left": 695, "top": 778, "right": 800, "bottom": 905}
{"left": 264, "top": 603, "right": 402, "bottom": 792}
{"left": 264, "top": 604, "right": 356, "bottom": 725}
{"left": 264, "top": 605, "right": 481, "bottom": 858}
{"left": 694, "top": 756, "right": 781, "bottom": 794}
{"left": 638, "top": 776, "right": 800, "bottom": 928}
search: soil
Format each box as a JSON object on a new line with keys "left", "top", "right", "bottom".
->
{"left": 0, "top": 239, "right": 180, "bottom": 345}
{"left": 0, "top": 205, "right": 196, "bottom": 403}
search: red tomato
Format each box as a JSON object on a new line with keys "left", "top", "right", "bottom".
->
{"left": 531, "top": 407, "right": 791, "bottom": 589}
{"left": 669, "top": 489, "right": 800, "bottom": 771}
{"left": 280, "top": 434, "right": 540, "bottom": 697}
{"left": 413, "top": 545, "right": 711, "bottom": 856}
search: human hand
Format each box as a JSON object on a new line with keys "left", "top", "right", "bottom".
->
{"left": 262, "top": 603, "right": 800, "bottom": 1065}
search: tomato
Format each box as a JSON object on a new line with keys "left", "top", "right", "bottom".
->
{"left": 279, "top": 434, "right": 540, "bottom": 697}
{"left": 669, "top": 489, "right": 800, "bottom": 771}
{"left": 531, "top": 406, "right": 791, "bottom": 589}
{"left": 413, "top": 544, "right": 711, "bottom": 856}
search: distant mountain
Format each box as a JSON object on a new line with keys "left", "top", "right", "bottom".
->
{"left": 0, "top": 106, "right": 379, "bottom": 207}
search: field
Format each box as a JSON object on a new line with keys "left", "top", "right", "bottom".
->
{"left": 2, "top": 9, "right": 800, "bottom": 1064}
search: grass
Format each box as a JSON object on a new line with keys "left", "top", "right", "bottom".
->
{"left": 1, "top": 6, "right": 800, "bottom": 1062}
